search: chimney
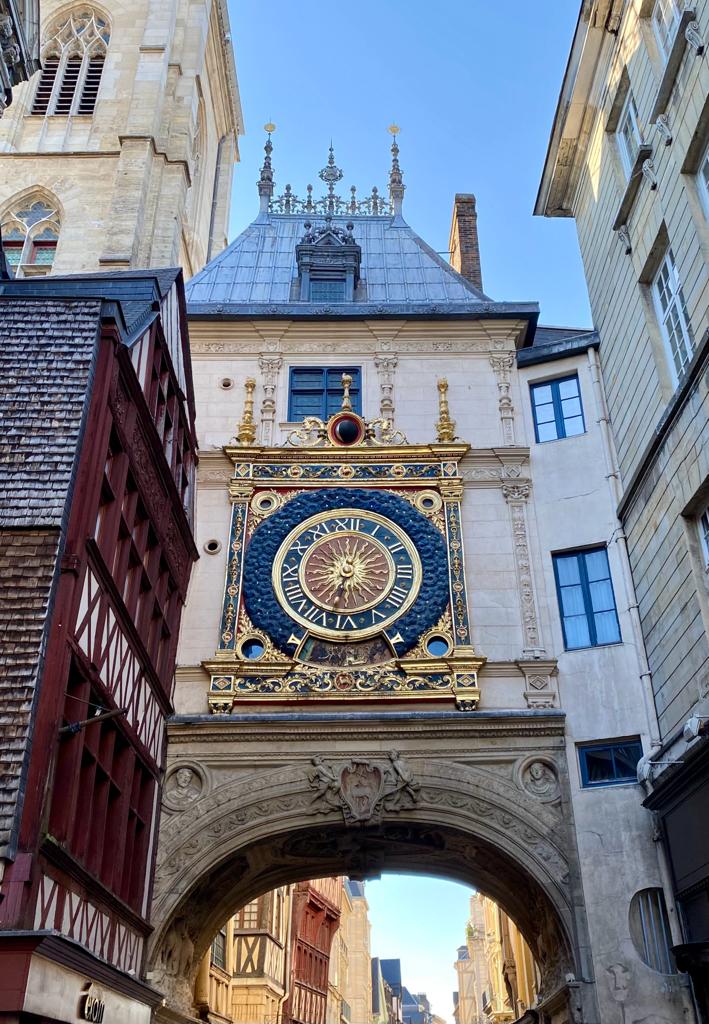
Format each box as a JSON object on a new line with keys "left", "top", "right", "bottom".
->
{"left": 448, "top": 194, "right": 483, "bottom": 291}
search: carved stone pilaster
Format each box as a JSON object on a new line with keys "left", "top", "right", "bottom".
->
{"left": 502, "top": 482, "right": 545, "bottom": 657}
{"left": 258, "top": 354, "right": 282, "bottom": 446}
{"left": 374, "top": 353, "right": 398, "bottom": 423}
{"left": 490, "top": 352, "right": 516, "bottom": 445}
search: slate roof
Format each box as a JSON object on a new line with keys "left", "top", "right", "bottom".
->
{"left": 2, "top": 267, "right": 182, "bottom": 340}
{"left": 0, "top": 296, "right": 101, "bottom": 858}
{"left": 188, "top": 212, "right": 492, "bottom": 307}
{"left": 517, "top": 324, "right": 599, "bottom": 367}
{"left": 0, "top": 298, "right": 100, "bottom": 528}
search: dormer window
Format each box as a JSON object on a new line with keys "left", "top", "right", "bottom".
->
{"left": 296, "top": 216, "right": 362, "bottom": 302}
{"left": 310, "top": 278, "right": 346, "bottom": 301}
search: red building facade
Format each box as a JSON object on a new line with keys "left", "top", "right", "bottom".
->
{"left": 0, "top": 270, "right": 198, "bottom": 1023}
{"left": 285, "top": 879, "right": 342, "bottom": 1024}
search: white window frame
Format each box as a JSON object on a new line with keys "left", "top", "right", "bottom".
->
{"left": 617, "top": 92, "right": 643, "bottom": 179}
{"left": 651, "top": 248, "right": 695, "bottom": 385}
{"left": 699, "top": 505, "right": 709, "bottom": 570}
{"left": 652, "top": 0, "right": 683, "bottom": 61}
{"left": 698, "top": 140, "right": 709, "bottom": 220}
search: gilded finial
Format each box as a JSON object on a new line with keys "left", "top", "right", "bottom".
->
{"left": 388, "top": 124, "right": 405, "bottom": 215}
{"left": 237, "top": 378, "right": 257, "bottom": 445}
{"left": 435, "top": 378, "right": 456, "bottom": 442}
{"left": 341, "top": 373, "right": 353, "bottom": 412}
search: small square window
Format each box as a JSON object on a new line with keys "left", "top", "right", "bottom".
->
{"left": 617, "top": 92, "right": 643, "bottom": 179}
{"left": 530, "top": 375, "right": 585, "bottom": 442}
{"left": 288, "top": 367, "right": 361, "bottom": 421}
{"left": 698, "top": 505, "right": 709, "bottom": 570}
{"left": 578, "top": 738, "right": 643, "bottom": 787}
{"left": 553, "top": 547, "right": 621, "bottom": 649}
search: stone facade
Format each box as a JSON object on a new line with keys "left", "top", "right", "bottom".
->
{"left": 160, "top": 252, "right": 688, "bottom": 1024}
{"left": 0, "top": 0, "right": 241, "bottom": 277}
{"left": 537, "top": 0, "right": 709, "bottom": 1008}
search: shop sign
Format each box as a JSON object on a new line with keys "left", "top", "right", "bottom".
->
{"left": 80, "top": 983, "right": 106, "bottom": 1023}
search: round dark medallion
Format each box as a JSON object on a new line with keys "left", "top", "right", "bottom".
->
{"left": 334, "top": 415, "right": 361, "bottom": 444}
{"left": 328, "top": 411, "right": 365, "bottom": 446}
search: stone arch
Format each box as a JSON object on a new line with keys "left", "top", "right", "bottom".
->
{"left": 149, "top": 750, "right": 592, "bottom": 1021}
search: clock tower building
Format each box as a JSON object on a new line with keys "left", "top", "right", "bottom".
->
{"left": 153, "top": 132, "right": 694, "bottom": 1024}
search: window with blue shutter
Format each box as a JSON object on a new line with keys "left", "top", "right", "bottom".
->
{"left": 288, "top": 367, "right": 361, "bottom": 421}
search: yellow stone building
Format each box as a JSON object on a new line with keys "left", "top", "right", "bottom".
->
{"left": 0, "top": 0, "right": 241, "bottom": 277}
{"left": 454, "top": 894, "right": 538, "bottom": 1024}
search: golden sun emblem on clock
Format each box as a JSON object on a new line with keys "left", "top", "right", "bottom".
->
{"left": 303, "top": 535, "right": 392, "bottom": 611}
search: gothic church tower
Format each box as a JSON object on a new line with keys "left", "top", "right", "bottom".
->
{"left": 0, "top": 0, "right": 241, "bottom": 277}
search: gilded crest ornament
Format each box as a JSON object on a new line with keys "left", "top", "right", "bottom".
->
{"left": 308, "top": 751, "right": 420, "bottom": 825}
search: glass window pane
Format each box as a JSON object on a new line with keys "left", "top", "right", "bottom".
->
{"left": 560, "top": 585, "right": 586, "bottom": 617}
{"left": 583, "top": 747, "right": 614, "bottom": 783}
{"left": 564, "top": 416, "right": 584, "bottom": 436}
{"left": 561, "top": 397, "right": 582, "bottom": 419}
{"left": 584, "top": 549, "right": 610, "bottom": 582}
{"left": 588, "top": 578, "right": 615, "bottom": 612}
{"left": 535, "top": 402, "right": 556, "bottom": 424}
{"left": 612, "top": 743, "right": 642, "bottom": 779}
{"left": 564, "top": 615, "right": 591, "bottom": 649}
{"left": 532, "top": 384, "right": 552, "bottom": 405}
{"left": 594, "top": 610, "right": 621, "bottom": 645}
{"left": 556, "top": 556, "right": 581, "bottom": 586}
{"left": 557, "top": 378, "right": 579, "bottom": 399}
{"left": 536, "top": 421, "right": 558, "bottom": 442}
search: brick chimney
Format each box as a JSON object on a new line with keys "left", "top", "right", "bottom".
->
{"left": 448, "top": 194, "right": 483, "bottom": 291}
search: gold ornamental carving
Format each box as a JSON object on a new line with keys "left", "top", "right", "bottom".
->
{"left": 435, "top": 378, "right": 457, "bottom": 442}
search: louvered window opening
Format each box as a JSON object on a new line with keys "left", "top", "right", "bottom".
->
{"left": 31, "top": 9, "right": 110, "bottom": 116}
{"left": 78, "top": 55, "right": 104, "bottom": 112}
{"left": 31, "top": 57, "right": 59, "bottom": 113}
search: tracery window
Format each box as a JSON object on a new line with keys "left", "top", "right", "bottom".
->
{"left": 1, "top": 197, "right": 60, "bottom": 276}
{"left": 31, "top": 8, "right": 110, "bottom": 116}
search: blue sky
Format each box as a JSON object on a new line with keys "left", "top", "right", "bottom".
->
{"left": 366, "top": 875, "right": 474, "bottom": 1024}
{"left": 225, "top": 0, "right": 592, "bottom": 328}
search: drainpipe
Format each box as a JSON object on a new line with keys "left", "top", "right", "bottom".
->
{"left": 207, "top": 133, "right": 228, "bottom": 264}
{"left": 586, "top": 346, "right": 660, "bottom": 748}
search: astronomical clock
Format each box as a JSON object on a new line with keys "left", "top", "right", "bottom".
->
{"left": 206, "top": 376, "right": 484, "bottom": 712}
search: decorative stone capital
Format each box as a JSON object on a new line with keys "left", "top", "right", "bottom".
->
{"left": 502, "top": 482, "right": 531, "bottom": 503}
{"left": 439, "top": 477, "right": 464, "bottom": 501}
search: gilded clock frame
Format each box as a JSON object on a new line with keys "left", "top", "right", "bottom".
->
{"left": 272, "top": 507, "right": 423, "bottom": 640}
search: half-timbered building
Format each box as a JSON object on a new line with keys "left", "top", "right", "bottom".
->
{"left": 0, "top": 268, "right": 198, "bottom": 1023}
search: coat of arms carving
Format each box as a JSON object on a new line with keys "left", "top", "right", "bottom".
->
{"left": 308, "top": 751, "right": 419, "bottom": 825}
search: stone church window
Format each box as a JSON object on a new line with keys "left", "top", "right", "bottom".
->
{"left": 1, "top": 196, "right": 60, "bottom": 275}
{"left": 31, "top": 8, "right": 110, "bottom": 116}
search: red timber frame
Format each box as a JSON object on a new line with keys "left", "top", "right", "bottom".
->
{"left": 0, "top": 308, "right": 198, "bottom": 979}
{"left": 285, "top": 883, "right": 341, "bottom": 1024}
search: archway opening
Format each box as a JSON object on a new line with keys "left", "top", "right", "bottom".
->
{"left": 149, "top": 819, "right": 577, "bottom": 1024}
{"left": 194, "top": 874, "right": 541, "bottom": 1024}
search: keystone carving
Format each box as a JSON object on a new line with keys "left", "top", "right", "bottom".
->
{"left": 309, "top": 751, "right": 419, "bottom": 824}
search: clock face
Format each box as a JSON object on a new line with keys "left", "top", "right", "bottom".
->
{"left": 273, "top": 509, "right": 421, "bottom": 640}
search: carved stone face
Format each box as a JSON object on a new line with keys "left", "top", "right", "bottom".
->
{"left": 176, "top": 768, "right": 193, "bottom": 789}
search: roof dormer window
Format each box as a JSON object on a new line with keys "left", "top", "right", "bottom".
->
{"left": 296, "top": 216, "right": 361, "bottom": 303}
